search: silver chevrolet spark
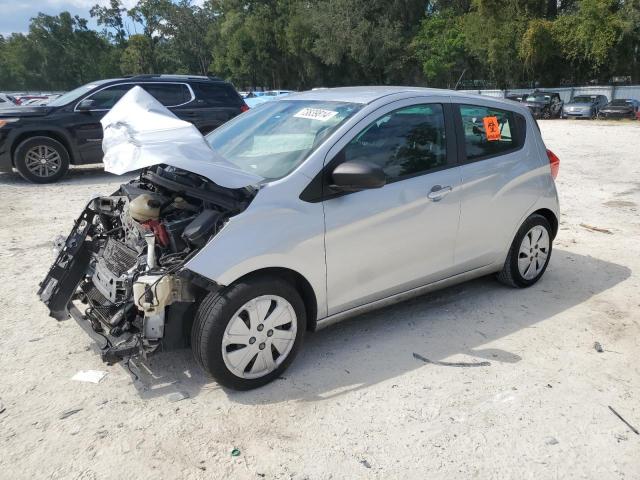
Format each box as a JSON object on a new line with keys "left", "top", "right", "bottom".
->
{"left": 39, "top": 87, "right": 560, "bottom": 390}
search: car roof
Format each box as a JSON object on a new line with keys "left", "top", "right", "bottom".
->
{"left": 284, "top": 86, "right": 496, "bottom": 104}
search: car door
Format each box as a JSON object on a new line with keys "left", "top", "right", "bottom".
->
{"left": 322, "top": 99, "right": 462, "bottom": 315}
{"left": 452, "top": 101, "right": 543, "bottom": 272}
{"left": 70, "top": 83, "right": 135, "bottom": 163}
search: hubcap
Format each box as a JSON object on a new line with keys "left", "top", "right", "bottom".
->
{"left": 517, "top": 225, "right": 550, "bottom": 280}
{"left": 25, "top": 145, "right": 61, "bottom": 178}
{"left": 221, "top": 295, "right": 297, "bottom": 379}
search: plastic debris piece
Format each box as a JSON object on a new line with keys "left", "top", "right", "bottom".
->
{"left": 0, "top": 400, "right": 5, "bottom": 414}
{"left": 544, "top": 436, "right": 559, "bottom": 445}
{"left": 609, "top": 406, "right": 639, "bottom": 435}
{"left": 231, "top": 448, "right": 241, "bottom": 457}
{"left": 579, "top": 223, "right": 612, "bottom": 234}
{"left": 167, "top": 391, "right": 189, "bottom": 403}
{"left": 413, "top": 352, "right": 491, "bottom": 368}
{"left": 594, "top": 342, "right": 604, "bottom": 353}
{"left": 72, "top": 370, "right": 108, "bottom": 384}
{"left": 59, "top": 408, "right": 83, "bottom": 420}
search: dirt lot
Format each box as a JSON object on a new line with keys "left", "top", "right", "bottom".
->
{"left": 0, "top": 120, "right": 639, "bottom": 479}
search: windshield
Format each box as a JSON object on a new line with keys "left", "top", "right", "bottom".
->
{"left": 206, "top": 100, "right": 362, "bottom": 180}
{"left": 610, "top": 99, "right": 632, "bottom": 106}
{"left": 526, "top": 94, "right": 551, "bottom": 103}
{"left": 47, "top": 80, "right": 109, "bottom": 107}
{"left": 571, "top": 96, "right": 594, "bottom": 103}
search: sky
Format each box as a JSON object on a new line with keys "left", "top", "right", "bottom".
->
{"left": 0, "top": 0, "right": 209, "bottom": 37}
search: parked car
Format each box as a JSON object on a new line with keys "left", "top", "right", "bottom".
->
{"left": 38, "top": 86, "right": 560, "bottom": 390}
{"left": 0, "top": 93, "right": 19, "bottom": 109}
{"left": 561, "top": 94, "right": 608, "bottom": 119}
{"left": 244, "top": 89, "right": 295, "bottom": 108}
{"left": 522, "top": 91, "right": 564, "bottom": 119}
{"left": 0, "top": 74, "right": 248, "bottom": 183}
{"left": 598, "top": 99, "right": 640, "bottom": 120}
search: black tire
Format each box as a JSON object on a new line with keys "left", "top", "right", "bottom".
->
{"left": 497, "top": 214, "right": 553, "bottom": 288}
{"left": 14, "top": 136, "right": 70, "bottom": 184}
{"left": 192, "top": 275, "right": 306, "bottom": 390}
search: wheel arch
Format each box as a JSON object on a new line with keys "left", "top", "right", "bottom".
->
{"left": 11, "top": 130, "right": 76, "bottom": 166}
{"left": 531, "top": 208, "right": 558, "bottom": 239}
{"left": 229, "top": 267, "right": 319, "bottom": 331}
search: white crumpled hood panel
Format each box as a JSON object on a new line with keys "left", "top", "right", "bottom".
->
{"left": 100, "top": 86, "right": 263, "bottom": 189}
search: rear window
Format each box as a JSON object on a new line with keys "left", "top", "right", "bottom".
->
{"left": 192, "top": 83, "right": 242, "bottom": 106}
{"left": 458, "top": 104, "right": 525, "bottom": 161}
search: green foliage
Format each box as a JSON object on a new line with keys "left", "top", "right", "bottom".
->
{"left": 0, "top": 0, "right": 638, "bottom": 91}
{"left": 412, "top": 10, "right": 468, "bottom": 87}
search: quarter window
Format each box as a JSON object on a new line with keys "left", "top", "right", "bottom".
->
{"left": 458, "top": 104, "right": 520, "bottom": 161}
{"left": 140, "top": 83, "right": 191, "bottom": 106}
{"left": 191, "top": 83, "right": 241, "bottom": 106}
{"left": 341, "top": 104, "right": 447, "bottom": 181}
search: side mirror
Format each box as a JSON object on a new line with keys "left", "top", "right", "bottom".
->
{"left": 76, "top": 99, "right": 95, "bottom": 111}
{"left": 330, "top": 161, "right": 386, "bottom": 192}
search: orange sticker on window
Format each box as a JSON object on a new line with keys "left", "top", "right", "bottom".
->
{"left": 483, "top": 116, "right": 501, "bottom": 141}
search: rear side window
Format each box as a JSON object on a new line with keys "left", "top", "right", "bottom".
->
{"left": 457, "top": 104, "right": 524, "bottom": 161}
{"left": 140, "top": 83, "right": 191, "bottom": 106}
{"left": 342, "top": 104, "right": 447, "bottom": 181}
{"left": 192, "top": 83, "right": 241, "bottom": 106}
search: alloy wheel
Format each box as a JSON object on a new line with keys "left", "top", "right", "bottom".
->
{"left": 24, "top": 145, "right": 62, "bottom": 178}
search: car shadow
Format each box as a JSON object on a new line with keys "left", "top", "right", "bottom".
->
{"left": 126, "top": 250, "right": 630, "bottom": 402}
{"left": 0, "top": 166, "right": 135, "bottom": 187}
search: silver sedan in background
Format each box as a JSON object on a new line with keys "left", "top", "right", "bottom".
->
{"left": 562, "top": 94, "right": 609, "bottom": 119}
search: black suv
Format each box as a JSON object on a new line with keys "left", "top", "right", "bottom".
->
{"left": 0, "top": 74, "right": 248, "bottom": 183}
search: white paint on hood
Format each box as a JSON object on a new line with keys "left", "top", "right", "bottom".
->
{"left": 100, "top": 86, "right": 263, "bottom": 189}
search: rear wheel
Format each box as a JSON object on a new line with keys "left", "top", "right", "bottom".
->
{"left": 192, "top": 276, "right": 306, "bottom": 390}
{"left": 14, "top": 136, "right": 69, "bottom": 183}
{"left": 497, "top": 214, "right": 553, "bottom": 288}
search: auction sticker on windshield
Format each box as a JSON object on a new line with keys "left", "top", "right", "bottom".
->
{"left": 294, "top": 108, "right": 339, "bottom": 122}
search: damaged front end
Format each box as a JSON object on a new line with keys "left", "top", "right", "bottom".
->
{"left": 38, "top": 164, "right": 256, "bottom": 364}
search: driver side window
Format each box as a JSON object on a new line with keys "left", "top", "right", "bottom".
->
{"left": 342, "top": 104, "right": 447, "bottom": 181}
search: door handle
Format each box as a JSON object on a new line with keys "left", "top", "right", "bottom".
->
{"left": 427, "top": 185, "right": 452, "bottom": 201}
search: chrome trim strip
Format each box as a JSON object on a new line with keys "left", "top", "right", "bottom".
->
{"left": 314, "top": 264, "right": 500, "bottom": 331}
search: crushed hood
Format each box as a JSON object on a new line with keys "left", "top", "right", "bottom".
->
{"left": 100, "top": 86, "right": 263, "bottom": 189}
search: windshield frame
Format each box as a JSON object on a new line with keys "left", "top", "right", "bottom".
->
{"left": 205, "top": 99, "right": 363, "bottom": 181}
{"left": 47, "top": 80, "right": 111, "bottom": 107}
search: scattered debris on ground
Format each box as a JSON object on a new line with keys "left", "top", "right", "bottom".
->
{"left": 608, "top": 406, "right": 639, "bottom": 435}
{"left": 544, "top": 436, "right": 559, "bottom": 445}
{"left": 72, "top": 370, "right": 108, "bottom": 384}
{"left": 580, "top": 223, "right": 612, "bottom": 234}
{"left": 167, "top": 391, "right": 190, "bottom": 403}
{"left": 594, "top": 342, "right": 604, "bottom": 353}
{"left": 231, "top": 448, "right": 241, "bottom": 457}
{"left": 413, "top": 352, "right": 491, "bottom": 368}
{"left": 59, "top": 408, "right": 83, "bottom": 420}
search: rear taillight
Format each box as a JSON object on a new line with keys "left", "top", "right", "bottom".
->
{"left": 240, "top": 103, "right": 249, "bottom": 112}
{"left": 546, "top": 149, "right": 560, "bottom": 179}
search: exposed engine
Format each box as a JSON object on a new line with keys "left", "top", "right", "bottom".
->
{"left": 38, "top": 164, "right": 256, "bottom": 363}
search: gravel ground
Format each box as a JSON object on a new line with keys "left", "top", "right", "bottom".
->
{"left": 0, "top": 120, "right": 639, "bottom": 479}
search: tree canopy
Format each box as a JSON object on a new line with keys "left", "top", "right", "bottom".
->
{"left": 0, "top": 0, "right": 638, "bottom": 91}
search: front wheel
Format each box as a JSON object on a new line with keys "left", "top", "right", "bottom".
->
{"left": 192, "top": 276, "right": 306, "bottom": 390}
{"left": 497, "top": 214, "right": 553, "bottom": 288}
{"left": 14, "top": 136, "right": 70, "bottom": 183}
